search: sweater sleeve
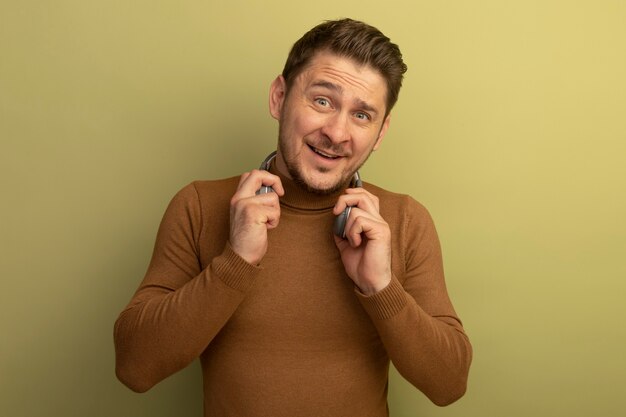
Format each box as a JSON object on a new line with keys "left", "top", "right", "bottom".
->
{"left": 356, "top": 197, "right": 472, "bottom": 406}
{"left": 114, "top": 182, "right": 260, "bottom": 393}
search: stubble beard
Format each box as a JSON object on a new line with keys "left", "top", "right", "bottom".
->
{"left": 278, "top": 127, "right": 373, "bottom": 195}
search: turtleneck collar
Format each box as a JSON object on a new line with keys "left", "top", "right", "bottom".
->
{"left": 268, "top": 158, "right": 350, "bottom": 211}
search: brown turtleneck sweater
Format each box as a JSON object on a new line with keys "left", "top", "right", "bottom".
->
{"left": 114, "top": 163, "right": 472, "bottom": 416}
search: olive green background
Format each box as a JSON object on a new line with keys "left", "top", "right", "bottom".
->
{"left": 1, "top": 1, "right": 625, "bottom": 416}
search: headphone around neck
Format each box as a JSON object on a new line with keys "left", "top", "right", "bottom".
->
{"left": 256, "top": 151, "right": 361, "bottom": 239}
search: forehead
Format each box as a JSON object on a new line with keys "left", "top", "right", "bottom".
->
{"left": 295, "top": 51, "right": 388, "bottom": 106}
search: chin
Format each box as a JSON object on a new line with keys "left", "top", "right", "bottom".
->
{"left": 289, "top": 166, "right": 347, "bottom": 195}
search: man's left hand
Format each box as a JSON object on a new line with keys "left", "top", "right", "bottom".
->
{"left": 333, "top": 188, "right": 392, "bottom": 296}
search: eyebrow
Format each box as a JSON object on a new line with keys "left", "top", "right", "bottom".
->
{"left": 310, "top": 80, "right": 379, "bottom": 115}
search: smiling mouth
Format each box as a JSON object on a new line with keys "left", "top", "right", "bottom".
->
{"left": 308, "top": 144, "right": 342, "bottom": 160}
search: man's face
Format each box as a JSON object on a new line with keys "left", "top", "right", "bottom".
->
{"left": 269, "top": 51, "right": 391, "bottom": 194}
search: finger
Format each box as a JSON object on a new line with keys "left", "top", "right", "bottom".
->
{"left": 333, "top": 234, "right": 350, "bottom": 251}
{"left": 237, "top": 171, "right": 251, "bottom": 187}
{"left": 236, "top": 169, "right": 285, "bottom": 197}
{"left": 345, "top": 188, "right": 380, "bottom": 211}
{"left": 333, "top": 191, "right": 380, "bottom": 217}
{"left": 345, "top": 218, "right": 364, "bottom": 247}
{"left": 250, "top": 190, "right": 281, "bottom": 208}
{"left": 231, "top": 198, "right": 281, "bottom": 232}
{"left": 343, "top": 208, "right": 367, "bottom": 247}
{"left": 265, "top": 204, "right": 281, "bottom": 229}
{"left": 232, "top": 192, "right": 281, "bottom": 219}
{"left": 344, "top": 209, "right": 389, "bottom": 246}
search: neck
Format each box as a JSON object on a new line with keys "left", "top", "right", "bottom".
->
{"left": 268, "top": 158, "right": 349, "bottom": 211}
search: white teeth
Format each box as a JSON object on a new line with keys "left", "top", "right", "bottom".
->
{"left": 310, "top": 146, "right": 339, "bottom": 159}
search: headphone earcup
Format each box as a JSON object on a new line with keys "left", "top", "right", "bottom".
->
{"left": 255, "top": 186, "right": 274, "bottom": 195}
{"left": 333, "top": 206, "right": 352, "bottom": 239}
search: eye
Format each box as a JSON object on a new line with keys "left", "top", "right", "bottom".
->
{"left": 354, "top": 112, "right": 371, "bottom": 121}
{"left": 315, "top": 97, "right": 330, "bottom": 107}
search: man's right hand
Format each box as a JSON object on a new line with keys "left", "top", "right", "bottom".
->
{"left": 229, "top": 169, "right": 284, "bottom": 265}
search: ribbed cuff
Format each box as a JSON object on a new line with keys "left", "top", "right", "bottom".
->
{"left": 356, "top": 276, "right": 408, "bottom": 320}
{"left": 210, "top": 243, "right": 261, "bottom": 292}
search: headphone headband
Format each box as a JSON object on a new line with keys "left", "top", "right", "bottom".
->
{"left": 259, "top": 151, "right": 277, "bottom": 170}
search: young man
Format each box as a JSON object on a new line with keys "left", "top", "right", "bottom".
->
{"left": 115, "top": 18, "right": 472, "bottom": 416}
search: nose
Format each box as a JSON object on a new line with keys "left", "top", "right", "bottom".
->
{"left": 320, "top": 112, "right": 351, "bottom": 144}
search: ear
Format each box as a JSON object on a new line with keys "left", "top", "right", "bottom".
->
{"left": 373, "top": 114, "right": 391, "bottom": 151}
{"left": 269, "top": 75, "right": 287, "bottom": 120}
